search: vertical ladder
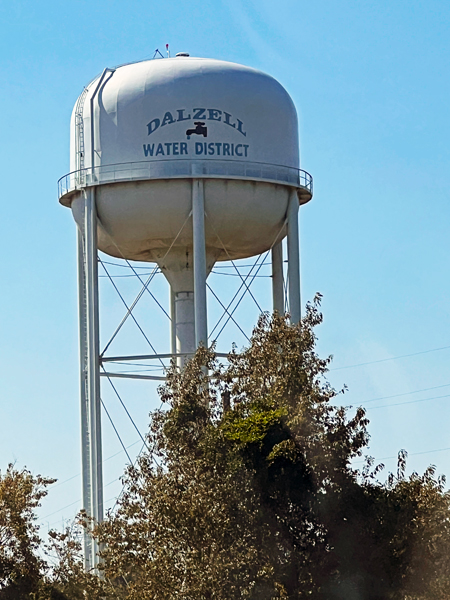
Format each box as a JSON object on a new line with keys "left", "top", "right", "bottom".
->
{"left": 75, "top": 87, "right": 89, "bottom": 185}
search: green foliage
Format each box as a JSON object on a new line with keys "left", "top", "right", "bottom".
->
{"left": 2, "top": 297, "right": 450, "bottom": 598}
{"left": 91, "top": 297, "right": 450, "bottom": 598}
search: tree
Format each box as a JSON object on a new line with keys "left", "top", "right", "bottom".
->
{"left": 0, "top": 467, "right": 103, "bottom": 599}
{"left": 88, "top": 297, "right": 450, "bottom": 599}
{"left": 3, "top": 298, "right": 450, "bottom": 598}
{"left": 0, "top": 465, "right": 63, "bottom": 599}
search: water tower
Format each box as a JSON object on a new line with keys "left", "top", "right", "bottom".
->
{"left": 58, "top": 55, "right": 313, "bottom": 569}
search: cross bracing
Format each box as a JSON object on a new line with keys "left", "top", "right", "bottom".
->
{"left": 75, "top": 186, "right": 302, "bottom": 571}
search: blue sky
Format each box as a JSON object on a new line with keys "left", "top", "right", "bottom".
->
{"left": 1, "top": 0, "right": 450, "bottom": 528}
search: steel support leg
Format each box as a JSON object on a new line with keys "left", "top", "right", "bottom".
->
{"left": 170, "top": 286, "right": 177, "bottom": 356}
{"left": 287, "top": 189, "right": 301, "bottom": 324}
{"left": 192, "top": 179, "right": 208, "bottom": 348}
{"left": 78, "top": 187, "right": 103, "bottom": 571}
{"left": 174, "top": 291, "right": 195, "bottom": 367}
{"left": 271, "top": 241, "right": 284, "bottom": 315}
{"left": 77, "top": 228, "right": 91, "bottom": 569}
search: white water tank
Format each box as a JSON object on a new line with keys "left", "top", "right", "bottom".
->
{"left": 59, "top": 56, "right": 312, "bottom": 281}
{"left": 59, "top": 58, "right": 313, "bottom": 571}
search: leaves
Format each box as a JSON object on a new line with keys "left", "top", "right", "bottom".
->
{"left": 2, "top": 297, "right": 450, "bottom": 598}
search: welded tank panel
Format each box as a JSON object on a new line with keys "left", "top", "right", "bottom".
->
{"left": 70, "top": 179, "right": 289, "bottom": 262}
{"left": 71, "top": 57, "right": 299, "bottom": 173}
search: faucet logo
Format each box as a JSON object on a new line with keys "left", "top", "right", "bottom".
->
{"left": 186, "top": 122, "right": 208, "bottom": 139}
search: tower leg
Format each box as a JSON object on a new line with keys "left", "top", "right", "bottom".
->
{"left": 287, "top": 189, "right": 301, "bottom": 324}
{"left": 78, "top": 187, "right": 103, "bottom": 571}
{"left": 271, "top": 241, "right": 284, "bottom": 315}
{"left": 170, "top": 286, "right": 177, "bottom": 356}
{"left": 192, "top": 178, "right": 208, "bottom": 348}
{"left": 77, "top": 228, "right": 91, "bottom": 570}
{"left": 174, "top": 291, "right": 195, "bottom": 367}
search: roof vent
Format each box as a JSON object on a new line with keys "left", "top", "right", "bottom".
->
{"left": 176, "top": 52, "right": 190, "bottom": 57}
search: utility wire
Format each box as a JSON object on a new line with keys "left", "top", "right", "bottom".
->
{"left": 40, "top": 499, "right": 81, "bottom": 521}
{"left": 365, "top": 392, "right": 450, "bottom": 411}
{"left": 38, "top": 443, "right": 142, "bottom": 522}
{"left": 330, "top": 345, "right": 450, "bottom": 371}
{"left": 358, "top": 383, "right": 450, "bottom": 405}
{"left": 44, "top": 441, "right": 141, "bottom": 492}
{"left": 49, "top": 474, "right": 79, "bottom": 489}
{"left": 379, "top": 446, "right": 450, "bottom": 460}
{"left": 42, "top": 476, "right": 127, "bottom": 526}
{"left": 354, "top": 445, "right": 450, "bottom": 465}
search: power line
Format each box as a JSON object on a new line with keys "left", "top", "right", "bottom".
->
{"left": 359, "top": 383, "right": 450, "bottom": 405}
{"left": 40, "top": 499, "right": 81, "bottom": 521}
{"left": 40, "top": 408, "right": 139, "bottom": 522}
{"left": 354, "top": 445, "right": 450, "bottom": 465}
{"left": 330, "top": 345, "right": 450, "bottom": 371}
{"left": 365, "top": 393, "right": 450, "bottom": 411}
{"left": 46, "top": 440, "right": 142, "bottom": 490}
{"left": 41, "top": 476, "right": 126, "bottom": 526}
{"left": 38, "top": 432, "right": 142, "bottom": 523}
{"left": 40, "top": 384, "right": 162, "bottom": 526}
{"left": 50, "top": 473, "right": 79, "bottom": 489}
{"left": 381, "top": 446, "right": 450, "bottom": 460}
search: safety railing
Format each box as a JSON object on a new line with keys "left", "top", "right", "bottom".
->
{"left": 58, "top": 159, "right": 313, "bottom": 200}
